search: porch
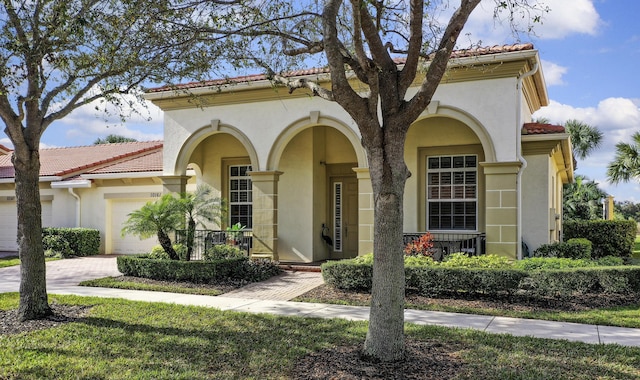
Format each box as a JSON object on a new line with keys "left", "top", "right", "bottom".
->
{"left": 403, "top": 232, "right": 486, "bottom": 259}
{"left": 176, "top": 229, "right": 485, "bottom": 262}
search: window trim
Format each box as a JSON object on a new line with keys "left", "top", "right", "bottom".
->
{"left": 222, "top": 158, "right": 252, "bottom": 229}
{"left": 426, "top": 154, "right": 477, "bottom": 231}
{"left": 417, "top": 145, "right": 484, "bottom": 233}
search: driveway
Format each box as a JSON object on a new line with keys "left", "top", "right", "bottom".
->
{"left": 0, "top": 255, "right": 121, "bottom": 293}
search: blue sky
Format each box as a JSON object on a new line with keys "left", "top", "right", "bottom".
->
{"left": 1, "top": 0, "right": 638, "bottom": 201}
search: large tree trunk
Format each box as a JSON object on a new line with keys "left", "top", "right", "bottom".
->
{"left": 362, "top": 125, "right": 410, "bottom": 361}
{"left": 14, "top": 147, "right": 52, "bottom": 321}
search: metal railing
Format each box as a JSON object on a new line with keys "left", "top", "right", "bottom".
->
{"left": 175, "top": 229, "right": 252, "bottom": 260}
{"left": 403, "top": 232, "right": 486, "bottom": 260}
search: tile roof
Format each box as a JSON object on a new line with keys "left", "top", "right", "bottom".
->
{"left": 147, "top": 43, "right": 535, "bottom": 93}
{"left": 0, "top": 141, "right": 163, "bottom": 180}
{"left": 522, "top": 122, "right": 566, "bottom": 135}
{"left": 0, "top": 144, "right": 11, "bottom": 155}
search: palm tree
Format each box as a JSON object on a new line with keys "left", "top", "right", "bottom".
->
{"left": 534, "top": 118, "right": 603, "bottom": 160}
{"left": 121, "top": 195, "right": 182, "bottom": 260}
{"left": 607, "top": 132, "right": 640, "bottom": 184}
{"left": 563, "top": 175, "right": 608, "bottom": 220}
{"left": 176, "top": 185, "right": 225, "bottom": 261}
{"left": 564, "top": 119, "right": 603, "bottom": 160}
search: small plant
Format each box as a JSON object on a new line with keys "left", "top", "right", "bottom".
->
{"left": 226, "top": 222, "right": 246, "bottom": 244}
{"left": 42, "top": 235, "right": 73, "bottom": 258}
{"left": 204, "top": 244, "right": 246, "bottom": 260}
{"left": 404, "top": 233, "right": 434, "bottom": 257}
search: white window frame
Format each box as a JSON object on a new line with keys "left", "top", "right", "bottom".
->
{"left": 229, "top": 164, "right": 253, "bottom": 229}
{"left": 426, "top": 155, "right": 477, "bottom": 231}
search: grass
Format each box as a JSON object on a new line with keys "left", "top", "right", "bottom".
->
{"left": 80, "top": 277, "right": 225, "bottom": 296}
{"left": 0, "top": 293, "right": 638, "bottom": 379}
{"left": 0, "top": 256, "right": 20, "bottom": 268}
{"left": 0, "top": 255, "right": 60, "bottom": 268}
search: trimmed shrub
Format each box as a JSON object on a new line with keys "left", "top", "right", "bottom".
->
{"left": 440, "top": 253, "right": 512, "bottom": 269}
{"left": 532, "top": 241, "right": 592, "bottom": 260}
{"left": 321, "top": 260, "right": 372, "bottom": 291}
{"left": 524, "top": 269, "right": 598, "bottom": 296}
{"left": 323, "top": 255, "right": 640, "bottom": 297}
{"left": 566, "top": 238, "right": 592, "bottom": 258}
{"left": 42, "top": 234, "right": 73, "bottom": 258}
{"left": 42, "top": 227, "right": 100, "bottom": 256}
{"left": 204, "top": 244, "right": 246, "bottom": 260}
{"left": 148, "top": 245, "right": 171, "bottom": 260}
{"left": 117, "top": 255, "right": 243, "bottom": 283}
{"left": 242, "top": 259, "right": 282, "bottom": 282}
{"left": 514, "top": 257, "right": 597, "bottom": 271}
{"left": 564, "top": 220, "right": 636, "bottom": 258}
{"left": 116, "top": 255, "right": 280, "bottom": 283}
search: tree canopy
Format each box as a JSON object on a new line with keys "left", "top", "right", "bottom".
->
{"left": 0, "top": 0, "right": 216, "bottom": 321}
{"left": 94, "top": 135, "right": 138, "bottom": 144}
{"left": 184, "top": 0, "right": 546, "bottom": 362}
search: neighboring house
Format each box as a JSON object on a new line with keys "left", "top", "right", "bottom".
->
{"left": 139, "top": 43, "right": 573, "bottom": 262}
{"left": 0, "top": 141, "right": 172, "bottom": 254}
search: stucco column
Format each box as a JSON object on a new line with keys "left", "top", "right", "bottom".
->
{"left": 353, "top": 167, "right": 374, "bottom": 256}
{"left": 161, "top": 175, "right": 189, "bottom": 194}
{"left": 481, "top": 162, "right": 522, "bottom": 259}
{"left": 249, "top": 171, "right": 283, "bottom": 261}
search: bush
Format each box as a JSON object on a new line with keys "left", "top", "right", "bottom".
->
{"left": 204, "top": 244, "right": 246, "bottom": 261}
{"left": 42, "top": 227, "right": 100, "bottom": 256}
{"left": 242, "top": 259, "right": 282, "bottom": 282}
{"left": 408, "top": 266, "right": 527, "bottom": 297}
{"left": 147, "top": 245, "right": 171, "bottom": 260}
{"left": 42, "top": 235, "right": 73, "bottom": 258}
{"left": 321, "top": 260, "right": 373, "bottom": 291}
{"left": 533, "top": 240, "right": 592, "bottom": 260}
{"left": 117, "top": 255, "right": 281, "bottom": 283}
{"left": 514, "top": 257, "right": 597, "bottom": 271}
{"left": 564, "top": 220, "right": 636, "bottom": 258}
{"left": 440, "top": 253, "right": 512, "bottom": 269}
{"left": 323, "top": 255, "right": 640, "bottom": 296}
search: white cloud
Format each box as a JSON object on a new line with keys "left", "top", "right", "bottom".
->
{"left": 457, "top": 0, "right": 601, "bottom": 45}
{"left": 43, "top": 94, "right": 164, "bottom": 147}
{"left": 534, "top": 0, "right": 601, "bottom": 39}
{"left": 541, "top": 59, "right": 567, "bottom": 86}
{"left": 534, "top": 97, "right": 640, "bottom": 201}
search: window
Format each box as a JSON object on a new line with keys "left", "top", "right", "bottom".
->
{"left": 427, "top": 155, "right": 477, "bottom": 230}
{"left": 229, "top": 165, "right": 252, "bottom": 228}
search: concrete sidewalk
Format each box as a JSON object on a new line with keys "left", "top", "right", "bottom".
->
{"left": 1, "top": 255, "right": 640, "bottom": 348}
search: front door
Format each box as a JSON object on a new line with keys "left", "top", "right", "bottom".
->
{"left": 329, "top": 175, "right": 358, "bottom": 259}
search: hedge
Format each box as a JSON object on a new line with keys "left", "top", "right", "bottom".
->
{"left": 117, "top": 255, "right": 281, "bottom": 283}
{"left": 563, "top": 220, "right": 636, "bottom": 258}
{"left": 322, "top": 259, "right": 640, "bottom": 297}
{"left": 42, "top": 227, "right": 100, "bottom": 256}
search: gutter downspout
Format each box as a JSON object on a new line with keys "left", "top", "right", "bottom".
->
{"left": 516, "top": 62, "right": 539, "bottom": 260}
{"left": 68, "top": 188, "right": 81, "bottom": 227}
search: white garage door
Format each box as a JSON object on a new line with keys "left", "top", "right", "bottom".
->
{"left": 110, "top": 199, "right": 158, "bottom": 255}
{"left": 0, "top": 201, "right": 52, "bottom": 252}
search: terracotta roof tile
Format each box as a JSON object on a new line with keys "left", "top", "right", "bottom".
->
{"left": 0, "top": 144, "right": 11, "bottom": 155}
{"left": 86, "top": 150, "right": 163, "bottom": 174}
{"left": 148, "top": 43, "right": 535, "bottom": 93}
{"left": 522, "top": 122, "right": 565, "bottom": 135}
{"left": 0, "top": 141, "right": 163, "bottom": 179}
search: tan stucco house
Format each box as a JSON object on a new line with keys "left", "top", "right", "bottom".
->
{"left": 0, "top": 141, "right": 170, "bottom": 254}
{"left": 144, "top": 43, "right": 574, "bottom": 262}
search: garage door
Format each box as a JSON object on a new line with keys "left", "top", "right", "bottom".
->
{"left": 109, "top": 199, "right": 158, "bottom": 254}
{"left": 0, "top": 201, "right": 52, "bottom": 251}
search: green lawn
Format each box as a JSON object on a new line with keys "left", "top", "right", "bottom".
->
{"left": 0, "top": 256, "right": 20, "bottom": 268}
{"left": 0, "top": 293, "right": 638, "bottom": 379}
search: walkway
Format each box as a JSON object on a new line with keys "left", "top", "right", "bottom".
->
{"left": 1, "top": 255, "right": 640, "bottom": 348}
